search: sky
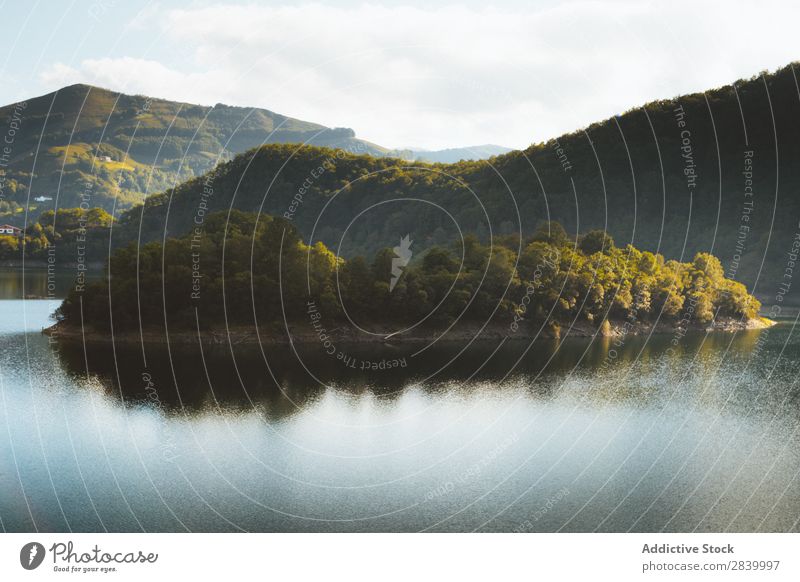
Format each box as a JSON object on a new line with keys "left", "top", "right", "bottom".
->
{"left": 1, "top": 0, "right": 799, "bottom": 150}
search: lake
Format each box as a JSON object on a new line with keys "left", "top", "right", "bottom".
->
{"left": 1, "top": 270, "right": 799, "bottom": 532}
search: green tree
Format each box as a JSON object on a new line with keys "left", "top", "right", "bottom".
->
{"left": 578, "top": 230, "right": 615, "bottom": 255}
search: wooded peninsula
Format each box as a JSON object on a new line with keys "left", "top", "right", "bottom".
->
{"left": 50, "top": 210, "right": 768, "bottom": 344}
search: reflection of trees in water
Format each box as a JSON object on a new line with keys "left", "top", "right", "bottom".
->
{"left": 0, "top": 270, "right": 86, "bottom": 299}
{"left": 53, "top": 327, "right": 774, "bottom": 420}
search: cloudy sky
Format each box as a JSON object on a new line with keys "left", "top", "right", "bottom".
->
{"left": 2, "top": 0, "right": 798, "bottom": 150}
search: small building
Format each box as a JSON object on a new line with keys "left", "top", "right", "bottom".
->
{"left": 0, "top": 224, "right": 23, "bottom": 237}
{"left": 99, "top": 155, "right": 113, "bottom": 162}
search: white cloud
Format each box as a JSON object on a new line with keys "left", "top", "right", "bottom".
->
{"left": 39, "top": 62, "right": 82, "bottom": 88}
{"left": 38, "top": 1, "right": 800, "bottom": 150}
{"left": 42, "top": 57, "right": 231, "bottom": 105}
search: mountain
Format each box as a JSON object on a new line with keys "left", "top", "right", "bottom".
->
{"left": 0, "top": 83, "right": 390, "bottom": 214}
{"left": 114, "top": 62, "right": 800, "bottom": 301}
{"left": 388, "top": 144, "right": 513, "bottom": 163}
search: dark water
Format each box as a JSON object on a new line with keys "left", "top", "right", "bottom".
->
{"left": 1, "top": 271, "right": 799, "bottom": 532}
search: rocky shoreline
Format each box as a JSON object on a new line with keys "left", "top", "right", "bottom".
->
{"left": 42, "top": 316, "right": 775, "bottom": 347}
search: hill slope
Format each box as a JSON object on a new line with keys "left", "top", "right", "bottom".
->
{"left": 0, "top": 84, "right": 388, "bottom": 213}
{"left": 114, "top": 62, "right": 800, "bottom": 299}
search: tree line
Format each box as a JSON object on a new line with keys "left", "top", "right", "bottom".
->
{"left": 56, "top": 211, "right": 761, "bottom": 334}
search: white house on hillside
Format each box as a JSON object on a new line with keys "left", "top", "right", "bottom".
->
{"left": 0, "top": 224, "right": 23, "bottom": 237}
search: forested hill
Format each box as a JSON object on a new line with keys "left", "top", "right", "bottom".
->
{"left": 115, "top": 62, "right": 800, "bottom": 297}
{"left": 0, "top": 84, "right": 513, "bottom": 218}
{"left": 57, "top": 211, "right": 762, "bottom": 337}
{"left": 0, "top": 83, "right": 386, "bottom": 212}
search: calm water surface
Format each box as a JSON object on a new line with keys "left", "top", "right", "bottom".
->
{"left": 1, "top": 271, "right": 799, "bottom": 532}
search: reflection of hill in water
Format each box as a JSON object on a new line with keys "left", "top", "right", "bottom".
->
{"left": 54, "top": 327, "right": 770, "bottom": 419}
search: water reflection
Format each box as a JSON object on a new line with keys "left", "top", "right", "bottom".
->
{"left": 0, "top": 267, "right": 88, "bottom": 299}
{"left": 52, "top": 325, "right": 786, "bottom": 420}
{"left": 2, "top": 271, "right": 799, "bottom": 532}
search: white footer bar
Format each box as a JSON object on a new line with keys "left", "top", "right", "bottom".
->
{"left": 2, "top": 533, "right": 798, "bottom": 581}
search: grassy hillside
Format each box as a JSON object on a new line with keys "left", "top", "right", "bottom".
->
{"left": 0, "top": 83, "right": 388, "bottom": 215}
{"left": 113, "top": 62, "right": 800, "bottom": 299}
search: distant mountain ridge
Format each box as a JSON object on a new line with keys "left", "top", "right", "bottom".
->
{"left": 389, "top": 144, "right": 512, "bottom": 163}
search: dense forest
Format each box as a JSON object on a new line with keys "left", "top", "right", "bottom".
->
{"left": 101, "top": 62, "right": 800, "bottom": 299}
{"left": 56, "top": 210, "right": 760, "bottom": 338}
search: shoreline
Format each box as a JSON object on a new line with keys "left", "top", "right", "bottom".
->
{"left": 42, "top": 316, "right": 775, "bottom": 346}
